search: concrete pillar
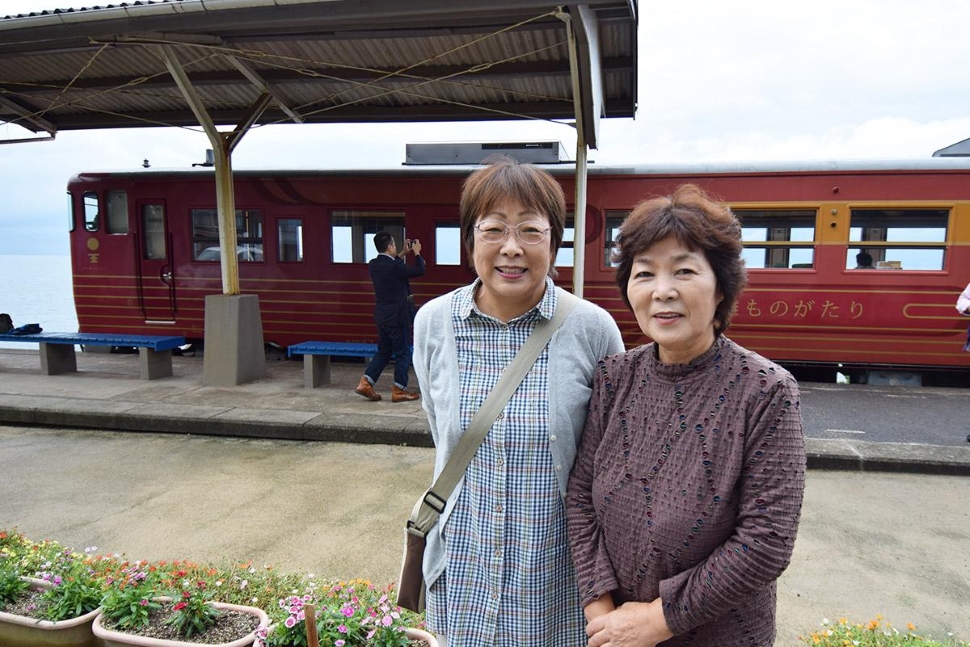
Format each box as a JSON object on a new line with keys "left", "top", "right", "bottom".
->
{"left": 202, "top": 294, "right": 266, "bottom": 386}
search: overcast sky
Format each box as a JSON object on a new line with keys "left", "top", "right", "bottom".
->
{"left": 2, "top": 0, "right": 969, "bottom": 255}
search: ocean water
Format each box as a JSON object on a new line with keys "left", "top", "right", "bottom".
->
{"left": 0, "top": 255, "right": 78, "bottom": 348}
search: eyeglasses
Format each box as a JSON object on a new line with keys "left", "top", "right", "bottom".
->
{"left": 474, "top": 220, "right": 551, "bottom": 245}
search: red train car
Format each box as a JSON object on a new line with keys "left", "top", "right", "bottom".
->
{"left": 67, "top": 158, "right": 970, "bottom": 383}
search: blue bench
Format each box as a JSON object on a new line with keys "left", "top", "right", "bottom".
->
{"left": 0, "top": 332, "right": 185, "bottom": 380}
{"left": 287, "top": 341, "right": 378, "bottom": 388}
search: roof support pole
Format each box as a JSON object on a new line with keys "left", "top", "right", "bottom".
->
{"left": 159, "top": 44, "right": 266, "bottom": 385}
{"left": 159, "top": 44, "right": 239, "bottom": 296}
{"left": 560, "top": 8, "right": 590, "bottom": 298}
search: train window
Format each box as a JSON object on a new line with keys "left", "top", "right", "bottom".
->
{"left": 106, "top": 190, "right": 129, "bottom": 234}
{"left": 737, "top": 209, "right": 816, "bottom": 269}
{"left": 67, "top": 193, "right": 75, "bottom": 232}
{"left": 435, "top": 223, "right": 461, "bottom": 266}
{"left": 604, "top": 212, "right": 628, "bottom": 267}
{"left": 331, "top": 210, "right": 405, "bottom": 263}
{"left": 555, "top": 217, "right": 575, "bottom": 268}
{"left": 847, "top": 208, "right": 948, "bottom": 270}
{"left": 191, "top": 208, "right": 264, "bottom": 261}
{"left": 83, "top": 191, "right": 100, "bottom": 232}
{"left": 141, "top": 204, "right": 166, "bottom": 260}
{"left": 278, "top": 218, "right": 304, "bottom": 263}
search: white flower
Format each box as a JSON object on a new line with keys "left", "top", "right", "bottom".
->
{"left": 240, "top": 579, "right": 248, "bottom": 589}
{"left": 215, "top": 580, "right": 223, "bottom": 587}
{"left": 252, "top": 597, "right": 259, "bottom": 603}
{"left": 822, "top": 618, "right": 830, "bottom": 626}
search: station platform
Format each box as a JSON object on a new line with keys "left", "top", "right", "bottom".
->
{"left": 1, "top": 347, "right": 969, "bottom": 645}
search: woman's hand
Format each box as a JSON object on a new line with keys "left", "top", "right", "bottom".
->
{"left": 585, "top": 598, "right": 673, "bottom": 647}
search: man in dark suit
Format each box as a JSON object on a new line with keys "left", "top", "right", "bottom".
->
{"left": 355, "top": 231, "right": 425, "bottom": 402}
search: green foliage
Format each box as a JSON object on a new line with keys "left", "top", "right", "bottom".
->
{"left": 99, "top": 567, "right": 163, "bottom": 630}
{"left": 0, "top": 559, "right": 30, "bottom": 607}
{"left": 38, "top": 571, "right": 102, "bottom": 622}
{"left": 163, "top": 582, "right": 222, "bottom": 638}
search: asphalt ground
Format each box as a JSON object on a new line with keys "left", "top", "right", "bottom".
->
{"left": 1, "top": 348, "right": 969, "bottom": 645}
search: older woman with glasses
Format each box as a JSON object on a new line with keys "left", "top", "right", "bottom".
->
{"left": 412, "top": 156, "right": 625, "bottom": 647}
{"left": 566, "top": 184, "right": 806, "bottom": 647}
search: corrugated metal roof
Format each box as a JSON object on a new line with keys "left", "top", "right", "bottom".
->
{"left": 0, "top": 0, "right": 637, "bottom": 147}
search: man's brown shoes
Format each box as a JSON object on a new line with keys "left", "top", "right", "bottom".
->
{"left": 391, "top": 385, "right": 420, "bottom": 402}
{"left": 354, "top": 376, "right": 382, "bottom": 401}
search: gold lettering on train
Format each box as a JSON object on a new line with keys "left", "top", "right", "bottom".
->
{"left": 743, "top": 297, "right": 865, "bottom": 321}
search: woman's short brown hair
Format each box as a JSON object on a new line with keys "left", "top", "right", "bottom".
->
{"left": 613, "top": 183, "right": 747, "bottom": 336}
{"left": 459, "top": 155, "right": 566, "bottom": 271}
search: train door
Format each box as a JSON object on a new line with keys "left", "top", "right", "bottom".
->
{"left": 136, "top": 199, "right": 176, "bottom": 322}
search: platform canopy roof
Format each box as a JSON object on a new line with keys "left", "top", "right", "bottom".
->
{"left": 0, "top": 0, "right": 637, "bottom": 148}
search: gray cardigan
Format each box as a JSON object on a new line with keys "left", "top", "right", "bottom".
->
{"left": 412, "top": 283, "right": 625, "bottom": 588}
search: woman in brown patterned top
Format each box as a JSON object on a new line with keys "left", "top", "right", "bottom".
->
{"left": 566, "top": 184, "right": 806, "bottom": 647}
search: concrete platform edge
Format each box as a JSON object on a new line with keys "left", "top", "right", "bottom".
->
{"left": 1, "top": 400, "right": 966, "bottom": 474}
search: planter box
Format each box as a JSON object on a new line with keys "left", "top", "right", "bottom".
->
{"left": 0, "top": 577, "right": 103, "bottom": 647}
{"left": 92, "top": 601, "right": 269, "bottom": 647}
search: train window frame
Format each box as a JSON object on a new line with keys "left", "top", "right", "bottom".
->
{"left": 737, "top": 209, "right": 817, "bottom": 270}
{"left": 83, "top": 191, "right": 100, "bottom": 232}
{"left": 604, "top": 211, "right": 628, "bottom": 267}
{"left": 847, "top": 208, "right": 948, "bottom": 271}
{"left": 141, "top": 204, "right": 166, "bottom": 260}
{"left": 331, "top": 210, "right": 406, "bottom": 264}
{"left": 106, "top": 190, "right": 129, "bottom": 234}
{"left": 67, "top": 192, "right": 75, "bottom": 233}
{"left": 434, "top": 222, "right": 461, "bottom": 266}
{"left": 191, "top": 208, "right": 265, "bottom": 262}
{"left": 554, "top": 216, "right": 576, "bottom": 268}
{"left": 277, "top": 218, "right": 304, "bottom": 263}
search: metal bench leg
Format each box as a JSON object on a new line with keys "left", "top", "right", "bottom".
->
{"left": 139, "top": 348, "right": 173, "bottom": 380}
{"left": 305, "top": 354, "right": 331, "bottom": 388}
{"left": 39, "top": 342, "right": 77, "bottom": 375}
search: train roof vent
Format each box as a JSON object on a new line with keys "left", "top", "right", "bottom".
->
{"left": 404, "top": 141, "right": 571, "bottom": 165}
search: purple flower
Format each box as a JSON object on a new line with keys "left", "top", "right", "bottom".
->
{"left": 341, "top": 605, "right": 354, "bottom": 617}
{"left": 335, "top": 641, "right": 345, "bottom": 647}
{"left": 338, "top": 624, "right": 348, "bottom": 634}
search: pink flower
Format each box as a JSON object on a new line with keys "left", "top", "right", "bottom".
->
{"left": 382, "top": 615, "right": 393, "bottom": 627}
{"left": 173, "top": 602, "right": 187, "bottom": 611}
{"left": 335, "top": 641, "right": 345, "bottom": 647}
{"left": 139, "top": 599, "right": 149, "bottom": 606}
{"left": 284, "top": 616, "right": 297, "bottom": 629}
{"left": 341, "top": 605, "right": 355, "bottom": 617}
{"left": 338, "top": 624, "right": 348, "bottom": 634}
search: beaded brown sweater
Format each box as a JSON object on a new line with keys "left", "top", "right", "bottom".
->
{"left": 566, "top": 337, "right": 806, "bottom": 647}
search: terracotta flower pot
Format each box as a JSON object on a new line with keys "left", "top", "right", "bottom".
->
{"left": 0, "top": 577, "right": 102, "bottom": 647}
{"left": 92, "top": 600, "right": 269, "bottom": 647}
{"left": 403, "top": 626, "right": 439, "bottom": 646}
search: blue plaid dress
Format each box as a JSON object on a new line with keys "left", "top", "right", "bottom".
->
{"left": 424, "top": 280, "right": 587, "bottom": 647}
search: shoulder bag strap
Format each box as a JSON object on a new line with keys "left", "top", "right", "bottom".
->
{"left": 409, "top": 290, "right": 578, "bottom": 536}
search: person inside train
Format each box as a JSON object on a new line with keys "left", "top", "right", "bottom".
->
{"left": 566, "top": 183, "right": 806, "bottom": 647}
{"left": 411, "top": 155, "right": 625, "bottom": 647}
{"left": 855, "top": 250, "right": 874, "bottom": 268}
{"left": 354, "top": 231, "right": 424, "bottom": 402}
